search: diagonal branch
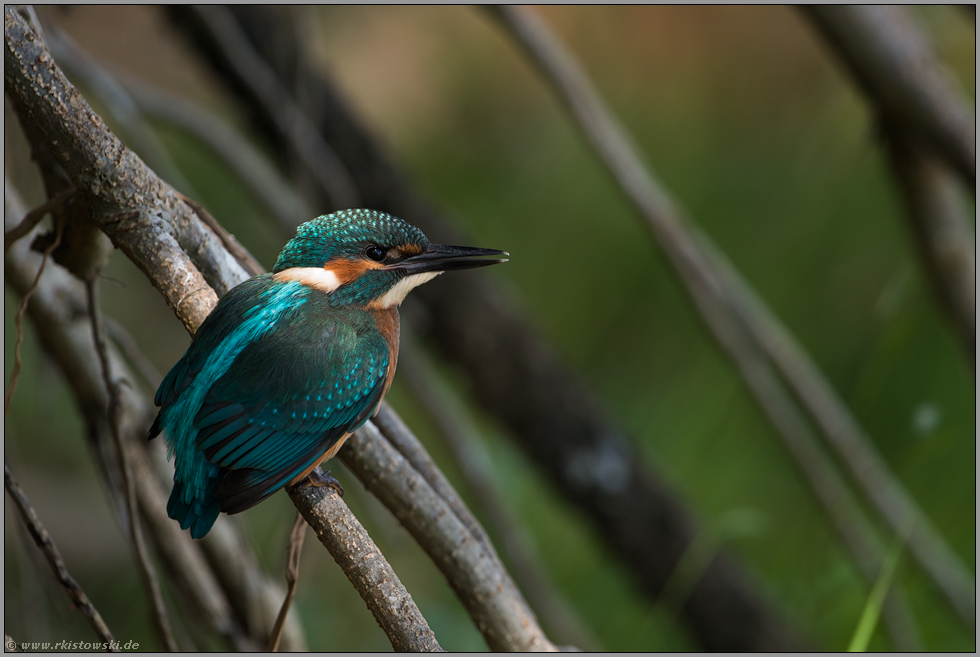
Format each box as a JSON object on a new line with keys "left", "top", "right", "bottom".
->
{"left": 492, "top": 3, "right": 973, "bottom": 629}
{"left": 803, "top": 5, "right": 975, "bottom": 189}
{"left": 397, "top": 338, "right": 600, "bottom": 651}
{"left": 5, "top": 463, "right": 119, "bottom": 650}
{"left": 802, "top": 6, "right": 975, "bottom": 364}
{"left": 287, "top": 481, "right": 443, "bottom": 652}
{"left": 339, "top": 421, "right": 558, "bottom": 652}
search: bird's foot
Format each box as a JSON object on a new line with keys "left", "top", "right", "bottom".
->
{"left": 306, "top": 467, "right": 344, "bottom": 498}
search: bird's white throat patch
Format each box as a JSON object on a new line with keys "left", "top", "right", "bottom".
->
{"left": 373, "top": 271, "right": 442, "bottom": 308}
{"left": 274, "top": 267, "right": 341, "bottom": 293}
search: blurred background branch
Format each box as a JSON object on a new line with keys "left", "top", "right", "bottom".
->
{"left": 803, "top": 6, "right": 975, "bottom": 365}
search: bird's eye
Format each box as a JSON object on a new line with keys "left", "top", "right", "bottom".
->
{"left": 365, "top": 246, "right": 385, "bottom": 262}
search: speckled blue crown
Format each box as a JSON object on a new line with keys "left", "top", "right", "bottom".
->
{"left": 273, "top": 209, "right": 429, "bottom": 272}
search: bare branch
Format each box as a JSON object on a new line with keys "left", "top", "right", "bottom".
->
{"left": 492, "top": 3, "right": 972, "bottom": 630}
{"left": 287, "top": 478, "right": 443, "bottom": 652}
{"left": 884, "top": 121, "right": 975, "bottom": 362}
{"left": 6, "top": 5, "right": 247, "bottom": 329}
{"left": 87, "top": 279, "right": 179, "bottom": 652}
{"left": 175, "top": 191, "right": 265, "bottom": 277}
{"left": 340, "top": 421, "right": 558, "bottom": 652}
{"left": 3, "top": 187, "right": 73, "bottom": 252}
{"left": 4, "top": 202, "right": 63, "bottom": 415}
{"left": 804, "top": 6, "right": 976, "bottom": 188}
{"left": 4, "top": 463, "right": 119, "bottom": 650}
{"left": 267, "top": 513, "right": 307, "bottom": 652}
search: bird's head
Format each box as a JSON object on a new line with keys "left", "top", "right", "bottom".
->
{"left": 272, "top": 209, "right": 507, "bottom": 308}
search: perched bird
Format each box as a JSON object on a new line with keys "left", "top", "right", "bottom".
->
{"left": 149, "top": 209, "right": 506, "bottom": 538}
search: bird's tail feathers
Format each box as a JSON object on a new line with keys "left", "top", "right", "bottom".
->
{"left": 167, "top": 480, "right": 222, "bottom": 539}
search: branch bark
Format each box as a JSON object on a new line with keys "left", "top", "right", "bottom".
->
{"left": 288, "top": 481, "right": 443, "bottom": 652}
{"left": 340, "top": 422, "right": 557, "bottom": 652}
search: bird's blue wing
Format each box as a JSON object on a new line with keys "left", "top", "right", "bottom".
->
{"left": 193, "top": 307, "right": 391, "bottom": 514}
{"left": 152, "top": 276, "right": 277, "bottom": 415}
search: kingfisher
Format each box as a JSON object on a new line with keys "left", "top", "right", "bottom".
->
{"left": 149, "top": 209, "right": 506, "bottom": 538}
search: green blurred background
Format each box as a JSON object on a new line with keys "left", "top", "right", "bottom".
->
{"left": 4, "top": 5, "right": 975, "bottom": 651}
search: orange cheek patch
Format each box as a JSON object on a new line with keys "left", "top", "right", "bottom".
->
{"left": 324, "top": 257, "right": 382, "bottom": 284}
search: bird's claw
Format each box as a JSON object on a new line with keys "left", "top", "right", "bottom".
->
{"left": 306, "top": 467, "right": 344, "bottom": 497}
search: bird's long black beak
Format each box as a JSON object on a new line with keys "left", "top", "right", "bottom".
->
{"left": 393, "top": 244, "right": 509, "bottom": 275}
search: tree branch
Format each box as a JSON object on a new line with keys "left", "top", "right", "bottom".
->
{"left": 340, "top": 421, "right": 558, "bottom": 652}
{"left": 398, "top": 338, "right": 600, "bottom": 651}
{"left": 4, "top": 463, "right": 119, "bottom": 650}
{"left": 804, "top": 5, "right": 975, "bottom": 188}
{"left": 884, "top": 134, "right": 974, "bottom": 362}
{"left": 801, "top": 7, "right": 975, "bottom": 364}
{"left": 288, "top": 480, "right": 443, "bottom": 652}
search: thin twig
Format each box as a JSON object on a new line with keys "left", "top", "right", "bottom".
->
{"left": 267, "top": 513, "right": 307, "bottom": 652}
{"left": 3, "top": 187, "right": 73, "bottom": 252}
{"left": 176, "top": 191, "right": 265, "bottom": 277}
{"left": 4, "top": 212, "right": 63, "bottom": 415}
{"left": 492, "top": 3, "right": 955, "bottom": 638}
{"left": 4, "top": 463, "right": 118, "bottom": 650}
{"left": 886, "top": 131, "right": 975, "bottom": 362}
{"left": 287, "top": 478, "right": 443, "bottom": 652}
{"left": 87, "top": 279, "right": 180, "bottom": 652}
{"left": 104, "top": 317, "right": 163, "bottom": 390}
